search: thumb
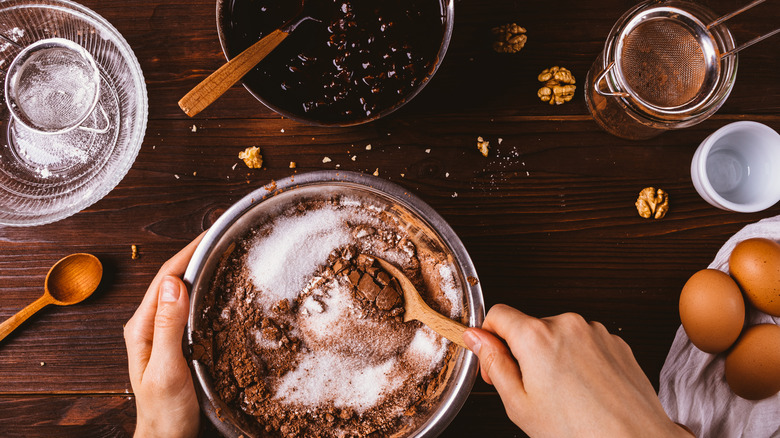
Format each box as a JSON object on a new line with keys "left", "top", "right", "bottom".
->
{"left": 149, "top": 275, "right": 190, "bottom": 366}
{"left": 464, "top": 327, "right": 525, "bottom": 395}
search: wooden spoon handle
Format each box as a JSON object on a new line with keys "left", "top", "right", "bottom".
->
{"left": 0, "top": 295, "right": 52, "bottom": 343}
{"left": 415, "top": 306, "right": 469, "bottom": 349}
{"left": 178, "top": 28, "right": 290, "bottom": 117}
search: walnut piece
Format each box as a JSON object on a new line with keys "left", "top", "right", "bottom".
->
{"left": 238, "top": 146, "right": 263, "bottom": 169}
{"left": 537, "top": 66, "right": 576, "bottom": 105}
{"left": 477, "top": 136, "right": 490, "bottom": 157}
{"left": 636, "top": 187, "right": 669, "bottom": 219}
{"left": 492, "top": 23, "right": 527, "bottom": 54}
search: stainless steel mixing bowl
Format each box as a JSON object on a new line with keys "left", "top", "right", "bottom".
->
{"left": 184, "top": 170, "right": 484, "bottom": 437}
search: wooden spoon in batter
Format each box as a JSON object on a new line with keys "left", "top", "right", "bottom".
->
{"left": 375, "top": 257, "right": 468, "bottom": 348}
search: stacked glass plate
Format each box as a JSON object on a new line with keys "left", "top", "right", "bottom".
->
{"left": 0, "top": 0, "right": 147, "bottom": 226}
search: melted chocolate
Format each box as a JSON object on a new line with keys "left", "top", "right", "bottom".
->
{"left": 222, "top": 0, "right": 445, "bottom": 124}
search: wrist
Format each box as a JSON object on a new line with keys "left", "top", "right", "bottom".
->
{"left": 133, "top": 412, "right": 175, "bottom": 438}
{"left": 134, "top": 420, "right": 198, "bottom": 438}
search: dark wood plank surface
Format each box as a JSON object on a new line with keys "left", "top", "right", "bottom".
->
{"left": 1, "top": 0, "right": 779, "bottom": 436}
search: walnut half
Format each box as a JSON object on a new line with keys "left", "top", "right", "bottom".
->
{"left": 492, "top": 23, "right": 527, "bottom": 54}
{"left": 537, "top": 66, "right": 576, "bottom": 105}
{"left": 636, "top": 187, "right": 669, "bottom": 219}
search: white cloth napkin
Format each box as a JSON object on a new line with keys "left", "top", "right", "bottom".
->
{"left": 659, "top": 215, "right": 780, "bottom": 438}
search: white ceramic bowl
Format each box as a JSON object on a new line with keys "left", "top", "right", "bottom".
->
{"left": 691, "top": 121, "right": 780, "bottom": 212}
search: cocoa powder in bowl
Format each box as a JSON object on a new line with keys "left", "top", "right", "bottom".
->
{"left": 187, "top": 175, "right": 481, "bottom": 438}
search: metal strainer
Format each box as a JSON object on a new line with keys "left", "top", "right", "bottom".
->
{"left": 5, "top": 38, "right": 103, "bottom": 134}
{"left": 596, "top": 0, "right": 780, "bottom": 117}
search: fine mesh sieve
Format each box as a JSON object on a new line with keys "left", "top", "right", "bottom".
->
{"left": 620, "top": 17, "right": 710, "bottom": 108}
{"left": 594, "top": 0, "right": 780, "bottom": 118}
{"left": 5, "top": 38, "right": 102, "bottom": 133}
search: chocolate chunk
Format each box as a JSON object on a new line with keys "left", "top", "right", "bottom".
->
{"left": 333, "top": 259, "right": 348, "bottom": 274}
{"left": 366, "top": 266, "right": 380, "bottom": 278}
{"left": 358, "top": 274, "right": 381, "bottom": 301}
{"left": 376, "top": 284, "right": 401, "bottom": 310}
{"left": 375, "top": 270, "right": 391, "bottom": 286}
{"left": 356, "top": 254, "right": 375, "bottom": 270}
{"left": 347, "top": 269, "right": 362, "bottom": 286}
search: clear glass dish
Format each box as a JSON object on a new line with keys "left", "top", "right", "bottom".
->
{"left": 0, "top": 0, "right": 148, "bottom": 226}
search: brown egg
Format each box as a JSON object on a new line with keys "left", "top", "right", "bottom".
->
{"left": 729, "top": 238, "right": 780, "bottom": 317}
{"left": 679, "top": 269, "right": 745, "bottom": 354}
{"left": 725, "top": 324, "right": 780, "bottom": 400}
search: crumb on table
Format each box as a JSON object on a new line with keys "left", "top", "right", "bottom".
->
{"left": 238, "top": 147, "right": 263, "bottom": 169}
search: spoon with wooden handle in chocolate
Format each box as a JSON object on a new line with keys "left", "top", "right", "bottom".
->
{"left": 178, "top": 1, "right": 319, "bottom": 117}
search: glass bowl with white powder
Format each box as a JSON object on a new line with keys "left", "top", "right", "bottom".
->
{"left": 185, "top": 171, "right": 484, "bottom": 438}
{"left": 0, "top": 0, "right": 147, "bottom": 226}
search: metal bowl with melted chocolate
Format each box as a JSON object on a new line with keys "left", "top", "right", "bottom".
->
{"left": 216, "top": 0, "right": 453, "bottom": 126}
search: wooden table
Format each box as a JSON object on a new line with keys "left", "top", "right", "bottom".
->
{"left": 1, "top": 0, "right": 778, "bottom": 436}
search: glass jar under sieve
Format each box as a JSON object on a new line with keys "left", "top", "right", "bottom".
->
{"left": 585, "top": 0, "right": 739, "bottom": 140}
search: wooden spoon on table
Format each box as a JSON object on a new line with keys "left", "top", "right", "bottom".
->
{"left": 375, "top": 257, "right": 469, "bottom": 349}
{"left": 0, "top": 253, "right": 103, "bottom": 343}
{"left": 178, "top": 1, "right": 319, "bottom": 117}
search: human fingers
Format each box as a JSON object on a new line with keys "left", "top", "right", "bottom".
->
{"left": 124, "top": 302, "right": 156, "bottom": 384}
{"left": 140, "top": 232, "right": 205, "bottom": 313}
{"left": 148, "top": 275, "right": 191, "bottom": 372}
{"left": 464, "top": 327, "right": 525, "bottom": 390}
{"left": 124, "top": 233, "right": 204, "bottom": 382}
{"left": 480, "top": 304, "right": 543, "bottom": 362}
{"left": 464, "top": 327, "right": 527, "bottom": 426}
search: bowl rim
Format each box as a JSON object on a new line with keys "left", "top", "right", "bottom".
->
{"left": 214, "top": 0, "right": 455, "bottom": 127}
{"left": 184, "top": 170, "right": 484, "bottom": 437}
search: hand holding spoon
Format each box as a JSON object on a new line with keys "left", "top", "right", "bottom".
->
{"left": 178, "top": 1, "right": 319, "bottom": 117}
{"left": 0, "top": 253, "right": 102, "bottom": 343}
{"left": 375, "top": 257, "right": 469, "bottom": 348}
